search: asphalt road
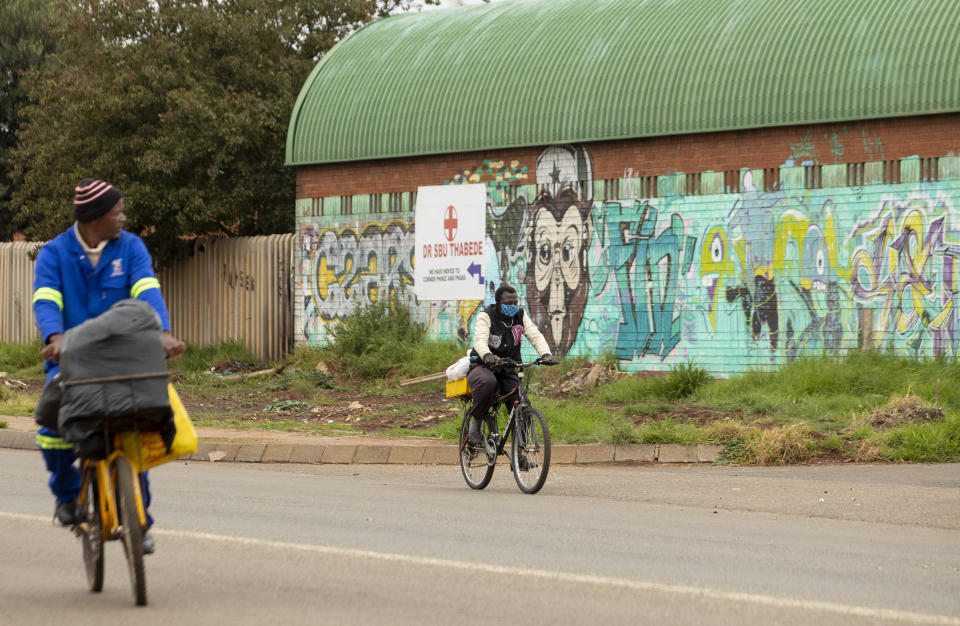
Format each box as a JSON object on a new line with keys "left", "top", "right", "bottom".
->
{"left": 2, "top": 450, "right": 959, "bottom": 625}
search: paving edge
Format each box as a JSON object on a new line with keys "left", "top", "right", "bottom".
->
{"left": 0, "top": 429, "right": 721, "bottom": 466}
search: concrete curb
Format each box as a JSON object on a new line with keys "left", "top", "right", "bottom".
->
{"left": 0, "top": 428, "right": 722, "bottom": 466}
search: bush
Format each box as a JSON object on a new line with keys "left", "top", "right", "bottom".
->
{"left": 659, "top": 361, "right": 712, "bottom": 400}
{"left": 327, "top": 295, "right": 426, "bottom": 378}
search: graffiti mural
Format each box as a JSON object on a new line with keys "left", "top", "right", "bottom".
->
{"left": 524, "top": 146, "right": 594, "bottom": 356}
{"left": 850, "top": 196, "right": 960, "bottom": 355}
{"left": 298, "top": 220, "right": 417, "bottom": 341}
{"left": 295, "top": 149, "right": 960, "bottom": 374}
{"left": 602, "top": 200, "right": 696, "bottom": 360}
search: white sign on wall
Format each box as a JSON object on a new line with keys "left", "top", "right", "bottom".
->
{"left": 414, "top": 184, "right": 486, "bottom": 300}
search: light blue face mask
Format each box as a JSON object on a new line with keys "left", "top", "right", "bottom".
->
{"left": 500, "top": 304, "right": 520, "bottom": 317}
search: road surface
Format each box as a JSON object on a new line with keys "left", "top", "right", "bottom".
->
{"left": 2, "top": 449, "right": 959, "bottom": 625}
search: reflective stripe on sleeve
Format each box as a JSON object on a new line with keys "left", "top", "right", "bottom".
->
{"left": 32, "top": 287, "right": 64, "bottom": 310}
{"left": 130, "top": 277, "right": 161, "bottom": 299}
{"left": 36, "top": 433, "right": 73, "bottom": 450}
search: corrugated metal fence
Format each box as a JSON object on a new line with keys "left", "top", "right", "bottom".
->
{"left": 0, "top": 235, "right": 295, "bottom": 362}
{"left": 0, "top": 242, "right": 42, "bottom": 344}
{"left": 161, "top": 235, "right": 295, "bottom": 362}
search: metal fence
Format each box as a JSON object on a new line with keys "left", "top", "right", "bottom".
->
{"left": 0, "top": 235, "right": 295, "bottom": 362}
{"left": 160, "top": 235, "right": 295, "bottom": 362}
{"left": 0, "top": 242, "right": 42, "bottom": 344}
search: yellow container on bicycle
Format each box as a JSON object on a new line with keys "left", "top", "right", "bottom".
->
{"left": 117, "top": 384, "right": 198, "bottom": 471}
{"left": 445, "top": 377, "right": 471, "bottom": 398}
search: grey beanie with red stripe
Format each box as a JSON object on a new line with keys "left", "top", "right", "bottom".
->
{"left": 74, "top": 178, "right": 122, "bottom": 222}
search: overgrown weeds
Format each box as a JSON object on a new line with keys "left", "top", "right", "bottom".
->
{"left": 0, "top": 338, "right": 44, "bottom": 378}
{"left": 325, "top": 294, "right": 427, "bottom": 378}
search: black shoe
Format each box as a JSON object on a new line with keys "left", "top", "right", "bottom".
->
{"left": 142, "top": 532, "right": 155, "bottom": 555}
{"left": 468, "top": 419, "right": 484, "bottom": 446}
{"left": 55, "top": 499, "right": 83, "bottom": 526}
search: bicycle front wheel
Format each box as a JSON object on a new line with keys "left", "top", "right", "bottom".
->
{"left": 79, "top": 463, "right": 104, "bottom": 592}
{"left": 511, "top": 406, "right": 551, "bottom": 494}
{"left": 459, "top": 404, "right": 495, "bottom": 490}
{"left": 115, "top": 455, "right": 147, "bottom": 606}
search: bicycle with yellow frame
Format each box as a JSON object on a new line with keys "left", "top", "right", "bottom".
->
{"left": 74, "top": 436, "right": 150, "bottom": 606}
{"left": 70, "top": 382, "right": 195, "bottom": 607}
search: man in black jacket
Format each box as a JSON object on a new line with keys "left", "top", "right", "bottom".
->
{"left": 466, "top": 285, "right": 556, "bottom": 445}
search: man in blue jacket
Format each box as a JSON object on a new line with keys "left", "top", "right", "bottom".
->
{"left": 33, "top": 178, "right": 185, "bottom": 553}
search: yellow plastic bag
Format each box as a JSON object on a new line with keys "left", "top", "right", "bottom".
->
{"left": 118, "top": 384, "right": 198, "bottom": 471}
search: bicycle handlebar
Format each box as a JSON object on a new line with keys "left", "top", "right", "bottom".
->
{"left": 495, "top": 356, "right": 558, "bottom": 369}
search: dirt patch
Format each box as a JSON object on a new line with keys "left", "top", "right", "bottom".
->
{"left": 544, "top": 362, "right": 629, "bottom": 394}
{"left": 867, "top": 395, "right": 945, "bottom": 429}
{"left": 626, "top": 405, "right": 763, "bottom": 427}
{"left": 180, "top": 388, "right": 457, "bottom": 433}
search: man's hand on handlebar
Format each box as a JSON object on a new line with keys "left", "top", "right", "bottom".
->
{"left": 41, "top": 333, "right": 62, "bottom": 363}
{"left": 162, "top": 332, "right": 186, "bottom": 359}
{"left": 539, "top": 353, "right": 559, "bottom": 366}
{"left": 481, "top": 353, "right": 501, "bottom": 367}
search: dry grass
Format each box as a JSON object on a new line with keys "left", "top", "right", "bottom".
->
{"left": 747, "top": 423, "right": 815, "bottom": 465}
{"left": 868, "top": 393, "right": 944, "bottom": 429}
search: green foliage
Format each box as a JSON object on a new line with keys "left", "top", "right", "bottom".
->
{"left": 694, "top": 352, "right": 960, "bottom": 427}
{"left": 638, "top": 419, "right": 703, "bottom": 444}
{"left": 0, "top": 338, "right": 44, "bottom": 375}
{"left": 264, "top": 399, "right": 312, "bottom": 413}
{"left": 326, "top": 295, "right": 426, "bottom": 378}
{"left": 532, "top": 397, "right": 641, "bottom": 444}
{"left": 586, "top": 361, "right": 710, "bottom": 404}
{"left": 587, "top": 376, "right": 666, "bottom": 404}
{"left": 169, "top": 340, "right": 255, "bottom": 374}
{"left": 879, "top": 414, "right": 960, "bottom": 462}
{"left": 7, "top": 0, "right": 437, "bottom": 263}
{"left": 659, "top": 361, "right": 712, "bottom": 400}
{"left": 403, "top": 340, "right": 467, "bottom": 378}
{"left": 0, "top": 0, "right": 55, "bottom": 239}
{"left": 264, "top": 371, "right": 327, "bottom": 394}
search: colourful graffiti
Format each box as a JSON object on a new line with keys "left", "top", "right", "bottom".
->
{"left": 295, "top": 146, "right": 960, "bottom": 374}
{"left": 306, "top": 220, "right": 416, "bottom": 322}
{"left": 603, "top": 201, "right": 696, "bottom": 360}
{"left": 850, "top": 196, "right": 960, "bottom": 355}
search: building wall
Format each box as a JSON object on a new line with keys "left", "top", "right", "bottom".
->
{"left": 294, "top": 115, "right": 960, "bottom": 374}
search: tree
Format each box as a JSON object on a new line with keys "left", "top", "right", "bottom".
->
{"left": 9, "top": 0, "right": 436, "bottom": 264}
{"left": 0, "top": 0, "right": 55, "bottom": 240}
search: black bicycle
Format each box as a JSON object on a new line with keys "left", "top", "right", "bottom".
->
{"left": 458, "top": 357, "right": 552, "bottom": 494}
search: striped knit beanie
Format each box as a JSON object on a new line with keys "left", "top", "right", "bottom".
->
{"left": 74, "top": 178, "right": 122, "bottom": 223}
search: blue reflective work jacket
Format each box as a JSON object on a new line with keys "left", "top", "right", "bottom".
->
{"left": 32, "top": 228, "right": 171, "bottom": 376}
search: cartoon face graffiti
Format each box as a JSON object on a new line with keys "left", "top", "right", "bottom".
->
{"left": 525, "top": 187, "right": 591, "bottom": 355}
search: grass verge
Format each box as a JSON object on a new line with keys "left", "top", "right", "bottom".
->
{"left": 3, "top": 332, "right": 958, "bottom": 464}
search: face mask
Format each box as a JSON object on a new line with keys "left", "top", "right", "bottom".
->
{"left": 500, "top": 304, "right": 520, "bottom": 317}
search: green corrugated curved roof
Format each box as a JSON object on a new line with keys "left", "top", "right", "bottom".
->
{"left": 286, "top": 0, "right": 960, "bottom": 166}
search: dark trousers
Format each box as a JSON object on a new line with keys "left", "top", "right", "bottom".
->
{"left": 466, "top": 363, "right": 519, "bottom": 421}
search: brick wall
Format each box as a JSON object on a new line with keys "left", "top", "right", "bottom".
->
{"left": 296, "top": 113, "right": 960, "bottom": 198}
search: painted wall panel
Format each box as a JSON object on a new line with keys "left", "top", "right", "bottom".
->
{"left": 296, "top": 146, "right": 960, "bottom": 375}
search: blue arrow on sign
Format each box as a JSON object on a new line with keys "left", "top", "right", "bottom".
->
{"left": 467, "top": 262, "right": 484, "bottom": 285}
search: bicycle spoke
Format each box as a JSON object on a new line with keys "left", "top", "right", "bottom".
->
{"left": 459, "top": 408, "right": 495, "bottom": 490}
{"left": 511, "top": 406, "right": 550, "bottom": 494}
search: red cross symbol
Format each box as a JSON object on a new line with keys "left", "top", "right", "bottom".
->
{"left": 443, "top": 205, "right": 458, "bottom": 242}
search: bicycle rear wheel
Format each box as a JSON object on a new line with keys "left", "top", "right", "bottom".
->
{"left": 459, "top": 403, "right": 495, "bottom": 490}
{"left": 79, "top": 463, "right": 104, "bottom": 592}
{"left": 115, "top": 455, "right": 147, "bottom": 606}
{"left": 511, "top": 406, "right": 550, "bottom": 494}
